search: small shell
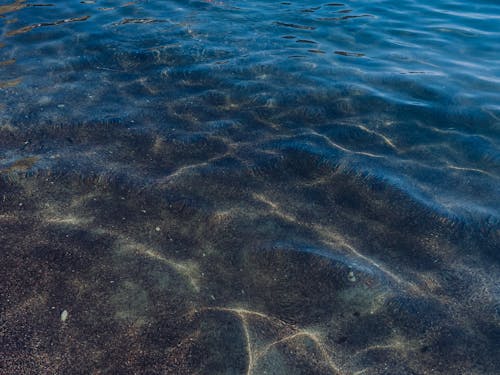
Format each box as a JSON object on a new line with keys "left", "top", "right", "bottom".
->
{"left": 60, "top": 309, "right": 69, "bottom": 322}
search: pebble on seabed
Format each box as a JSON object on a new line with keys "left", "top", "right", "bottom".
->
{"left": 60, "top": 310, "right": 69, "bottom": 322}
{"left": 348, "top": 271, "right": 356, "bottom": 283}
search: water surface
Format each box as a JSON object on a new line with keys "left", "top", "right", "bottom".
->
{"left": 1, "top": 1, "right": 499, "bottom": 374}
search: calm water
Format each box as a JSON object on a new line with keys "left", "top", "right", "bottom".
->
{"left": 1, "top": 1, "right": 499, "bottom": 374}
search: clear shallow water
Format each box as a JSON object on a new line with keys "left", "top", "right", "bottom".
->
{"left": 0, "top": 1, "right": 499, "bottom": 374}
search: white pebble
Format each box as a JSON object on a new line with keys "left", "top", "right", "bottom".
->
{"left": 60, "top": 309, "right": 69, "bottom": 322}
{"left": 348, "top": 271, "right": 357, "bottom": 283}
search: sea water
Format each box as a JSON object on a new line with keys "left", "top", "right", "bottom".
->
{"left": 0, "top": 1, "right": 499, "bottom": 374}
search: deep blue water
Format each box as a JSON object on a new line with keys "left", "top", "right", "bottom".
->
{"left": 1, "top": 1, "right": 499, "bottom": 374}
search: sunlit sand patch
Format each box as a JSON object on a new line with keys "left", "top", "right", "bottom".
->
{"left": 336, "top": 286, "right": 390, "bottom": 316}
{"left": 255, "top": 329, "right": 343, "bottom": 374}
{"left": 114, "top": 237, "right": 201, "bottom": 292}
{"left": 351, "top": 334, "right": 417, "bottom": 371}
{"left": 0, "top": 213, "right": 17, "bottom": 222}
{"left": 296, "top": 175, "right": 333, "bottom": 187}
{"left": 211, "top": 208, "right": 234, "bottom": 223}
{"left": 347, "top": 334, "right": 431, "bottom": 375}
{"left": 190, "top": 307, "right": 280, "bottom": 375}
{"left": 198, "top": 306, "right": 283, "bottom": 323}
{"left": 320, "top": 237, "right": 413, "bottom": 290}
{"left": 41, "top": 199, "right": 94, "bottom": 227}
{"left": 313, "top": 229, "right": 410, "bottom": 289}
{"left": 44, "top": 213, "right": 92, "bottom": 226}
{"left": 253, "top": 193, "right": 299, "bottom": 224}
{"left": 162, "top": 161, "right": 210, "bottom": 181}
{"left": 209, "top": 203, "right": 266, "bottom": 227}
{"left": 38, "top": 199, "right": 201, "bottom": 292}
{"left": 194, "top": 306, "right": 343, "bottom": 375}
{"left": 252, "top": 192, "right": 418, "bottom": 292}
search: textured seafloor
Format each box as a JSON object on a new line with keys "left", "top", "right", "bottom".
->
{"left": 1, "top": 1, "right": 499, "bottom": 374}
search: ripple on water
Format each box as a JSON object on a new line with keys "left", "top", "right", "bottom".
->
{"left": 0, "top": 0, "right": 499, "bottom": 374}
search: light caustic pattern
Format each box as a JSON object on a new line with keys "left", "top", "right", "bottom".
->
{"left": 1, "top": 148, "right": 499, "bottom": 374}
{"left": 1, "top": 0, "right": 499, "bottom": 373}
{"left": 193, "top": 307, "right": 343, "bottom": 375}
{"left": 38, "top": 197, "right": 344, "bottom": 373}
